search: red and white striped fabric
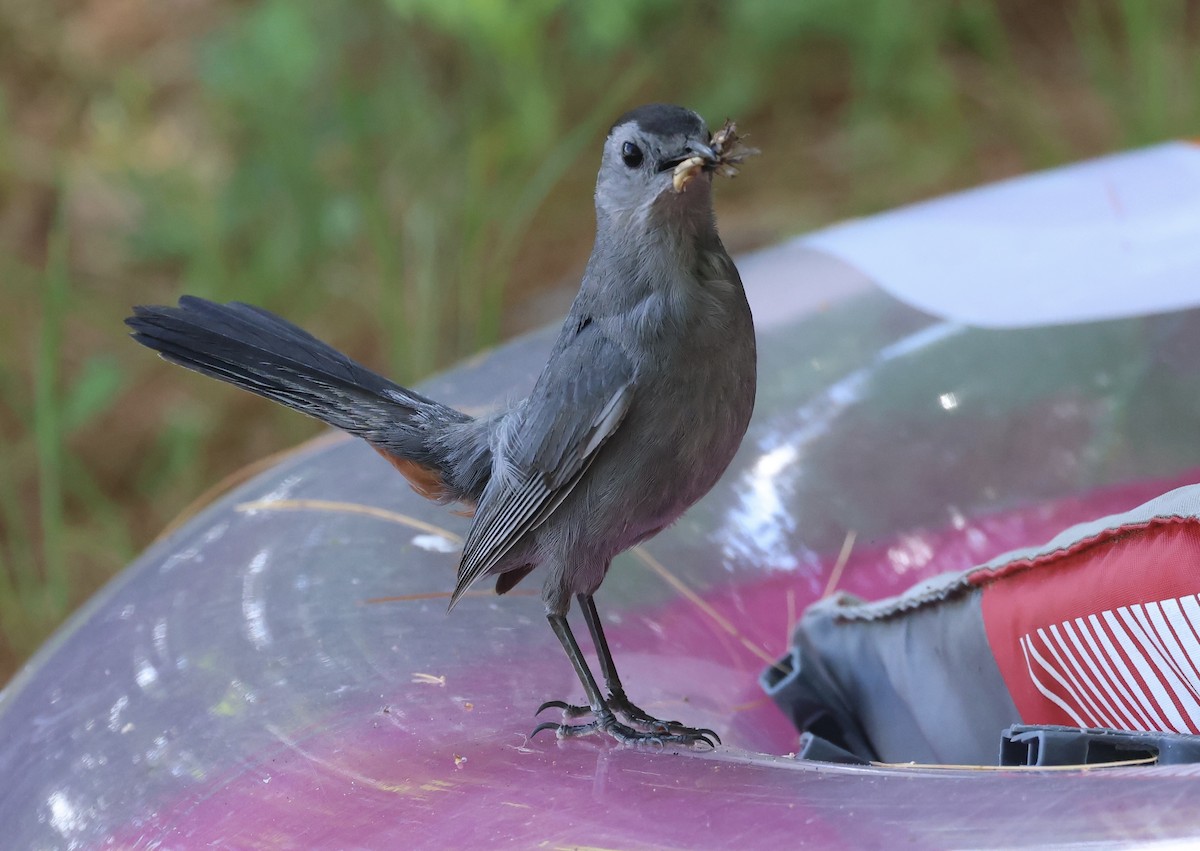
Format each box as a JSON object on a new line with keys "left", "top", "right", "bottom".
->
{"left": 975, "top": 513, "right": 1200, "bottom": 736}
{"left": 1018, "top": 595, "right": 1200, "bottom": 734}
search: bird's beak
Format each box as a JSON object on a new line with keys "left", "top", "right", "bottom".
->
{"left": 661, "top": 140, "right": 719, "bottom": 194}
{"left": 685, "top": 140, "right": 719, "bottom": 162}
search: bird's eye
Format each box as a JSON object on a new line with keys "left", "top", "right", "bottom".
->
{"left": 621, "top": 141, "right": 644, "bottom": 168}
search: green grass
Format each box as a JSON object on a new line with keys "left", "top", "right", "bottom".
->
{"left": 1, "top": 0, "right": 1199, "bottom": 680}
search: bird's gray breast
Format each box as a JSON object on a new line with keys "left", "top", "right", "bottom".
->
{"left": 580, "top": 251, "right": 756, "bottom": 550}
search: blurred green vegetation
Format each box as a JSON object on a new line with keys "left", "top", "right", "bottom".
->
{"left": 1, "top": 0, "right": 1198, "bottom": 680}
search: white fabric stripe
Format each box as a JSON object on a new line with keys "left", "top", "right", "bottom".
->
{"left": 1020, "top": 636, "right": 1088, "bottom": 727}
{"left": 1132, "top": 602, "right": 1194, "bottom": 698}
{"left": 1060, "top": 620, "right": 1137, "bottom": 727}
{"left": 1126, "top": 602, "right": 1200, "bottom": 732}
{"left": 1174, "top": 596, "right": 1200, "bottom": 685}
{"left": 1088, "top": 612, "right": 1166, "bottom": 730}
{"left": 1080, "top": 614, "right": 1157, "bottom": 730}
{"left": 1145, "top": 600, "right": 1200, "bottom": 701}
{"left": 1180, "top": 596, "right": 1200, "bottom": 642}
{"left": 1064, "top": 617, "right": 1142, "bottom": 729}
{"left": 1018, "top": 593, "right": 1200, "bottom": 733}
{"left": 1030, "top": 629, "right": 1099, "bottom": 726}
{"left": 1045, "top": 623, "right": 1118, "bottom": 727}
{"left": 1110, "top": 608, "right": 1189, "bottom": 732}
{"left": 1133, "top": 602, "right": 1200, "bottom": 731}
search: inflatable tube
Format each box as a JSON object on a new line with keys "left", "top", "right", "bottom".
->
{"left": 2, "top": 142, "right": 1200, "bottom": 848}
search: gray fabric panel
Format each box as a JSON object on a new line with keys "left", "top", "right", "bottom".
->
{"left": 790, "top": 588, "right": 1020, "bottom": 765}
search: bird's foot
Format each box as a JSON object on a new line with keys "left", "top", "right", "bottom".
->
{"left": 533, "top": 692, "right": 719, "bottom": 747}
{"left": 530, "top": 706, "right": 717, "bottom": 749}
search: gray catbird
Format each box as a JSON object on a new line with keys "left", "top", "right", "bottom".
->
{"left": 127, "top": 103, "right": 757, "bottom": 747}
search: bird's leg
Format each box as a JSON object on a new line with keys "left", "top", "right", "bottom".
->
{"left": 530, "top": 611, "right": 715, "bottom": 748}
{"left": 579, "top": 594, "right": 718, "bottom": 741}
{"left": 534, "top": 596, "right": 641, "bottom": 722}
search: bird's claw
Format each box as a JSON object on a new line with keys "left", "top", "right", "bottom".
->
{"left": 532, "top": 715, "right": 715, "bottom": 748}
{"left": 529, "top": 705, "right": 717, "bottom": 749}
{"left": 613, "top": 700, "right": 679, "bottom": 730}
{"left": 536, "top": 692, "right": 722, "bottom": 746}
{"left": 535, "top": 699, "right": 592, "bottom": 720}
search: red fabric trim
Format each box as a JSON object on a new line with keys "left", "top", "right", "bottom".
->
{"left": 980, "top": 519, "right": 1200, "bottom": 732}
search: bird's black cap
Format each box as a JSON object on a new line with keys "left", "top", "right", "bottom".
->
{"left": 610, "top": 104, "right": 706, "bottom": 139}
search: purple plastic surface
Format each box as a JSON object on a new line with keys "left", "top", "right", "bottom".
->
{"left": 4, "top": 241, "right": 1200, "bottom": 848}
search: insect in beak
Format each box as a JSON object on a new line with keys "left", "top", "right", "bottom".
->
{"left": 669, "top": 120, "right": 759, "bottom": 193}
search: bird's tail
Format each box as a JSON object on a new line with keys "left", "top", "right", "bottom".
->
{"left": 127, "top": 296, "right": 480, "bottom": 500}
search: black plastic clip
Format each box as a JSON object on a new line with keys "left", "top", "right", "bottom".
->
{"left": 1001, "top": 724, "right": 1200, "bottom": 767}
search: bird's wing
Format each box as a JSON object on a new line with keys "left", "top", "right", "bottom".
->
{"left": 449, "top": 325, "right": 634, "bottom": 608}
